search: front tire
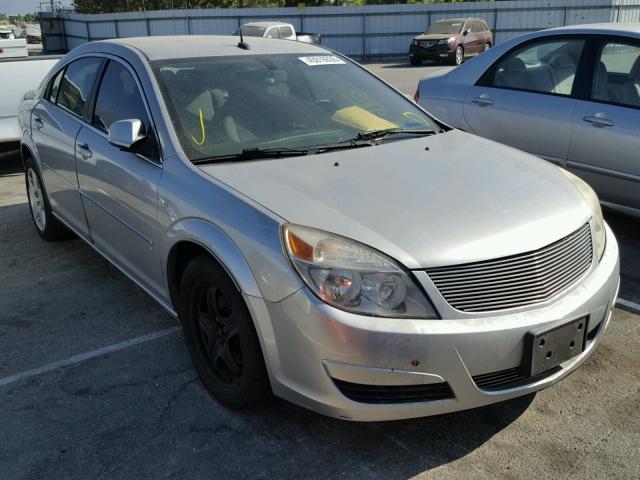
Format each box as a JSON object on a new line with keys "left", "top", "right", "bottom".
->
{"left": 25, "top": 157, "right": 73, "bottom": 241}
{"left": 179, "top": 256, "right": 269, "bottom": 409}
{"left": 451, "top": 45, "right": 464, "bottom": 66}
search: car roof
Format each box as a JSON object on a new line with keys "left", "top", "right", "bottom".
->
{"left": 242, "top": 21, "right": 289, "bottom": 28}
{"left": 434, "top": 18, "right": 485, "bottom": 23}
{"left": 97, "top": 35, "right": 327, "bottom": 61}
{"left": 546, "top": 23, "right": 640, "bottom": 35}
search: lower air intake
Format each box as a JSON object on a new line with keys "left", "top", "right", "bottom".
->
{"left": 333, "top": 379, "right": 454, "bottom": 404}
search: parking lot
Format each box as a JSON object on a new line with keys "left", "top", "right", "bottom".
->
{"left": 1, "top": 62, "right": 639, "bottom": 480}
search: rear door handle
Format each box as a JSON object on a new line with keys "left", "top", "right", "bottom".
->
{"left": 583, "top": 115, "right": 615, "bottom": 128}
{"left": 472, "top": 95, "right": 494, "bottom": 106}
{"left": 33, "top": 116, "right": 44, "bottom": 130}
{"left": 77, "top": 143, "right": 92, "bottom": 159}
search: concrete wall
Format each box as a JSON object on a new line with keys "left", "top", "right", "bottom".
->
{"left": 41, "top": 0, "right": 640, "bottom": 57}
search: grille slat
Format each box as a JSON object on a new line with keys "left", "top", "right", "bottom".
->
{"left": 439, "top": 247, "right": 592, "bottom": 296}
{"left": 427, "top": 224, "right": 592, "bottom": 313}
{"left": 429, "top": 236, "right": 592, "bottom": 284}
{"left": 445, "top": 257, "right": 592, "bottom": 306}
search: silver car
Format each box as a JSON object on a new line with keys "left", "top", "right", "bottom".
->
{"left": 416, "top": 23, "right": 640, "bottom": 217}
{"left": 19, "top": 36, "right": 619, "bottom": 421}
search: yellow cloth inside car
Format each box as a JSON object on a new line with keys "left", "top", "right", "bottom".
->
{"left": 331, "top": 106, "right": 398, "bottom": 132}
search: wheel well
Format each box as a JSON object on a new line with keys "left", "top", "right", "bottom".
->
{"left": 167, "top": 241, "right": 237, "bottom": 311}
{"left": 20, "top": 144, "right": 33, "bottom": 171}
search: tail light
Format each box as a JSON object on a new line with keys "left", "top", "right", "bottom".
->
{"left": 413, "top": 88, "right": 420, "bottom": 103}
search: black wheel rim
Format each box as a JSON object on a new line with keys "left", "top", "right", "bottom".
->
{"left": 193, "top": 282, "right": 243, "bottom": 385}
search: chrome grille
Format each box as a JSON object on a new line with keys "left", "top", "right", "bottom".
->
{"left": 426, "top": 224, "right": 593, "bottom": 312}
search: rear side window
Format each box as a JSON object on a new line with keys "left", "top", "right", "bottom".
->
{"left": 279, "top": 26, "right": 293, "bottom": 38}
{"left": 592, "top": 41, "right": 640, "bottom": 108}
{"left": 488, "top": 39, "right": 585, "bottom": 96}
{"left": 47, "top": 69, "right": 64, "bottom": 103}
{"left": 56, "top": 57, "right": 102, "bottom": 117}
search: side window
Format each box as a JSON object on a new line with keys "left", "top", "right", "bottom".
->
{"left": 592, "top": 41, "right": 640, "bottom": 108}
{"left": 56, "top": 57, "right": 102, "bottom": 117}
{"left": 265, "top": 27, "right": 279, "bottom": 39}
{"left": 92, "top": 60, "right": 158, "bottom": 158}
{"left": 489, "top": 39, "right": 584, "bottom": 96}
{"left": 47, "top": 69, "right": 64, "bottom": 103}
{"left": 279, "top": 26, "right": 293, "bottom": 38}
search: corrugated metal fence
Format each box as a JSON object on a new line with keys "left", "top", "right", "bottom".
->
{"left": 40, "top": 0, "right": 640, "bottom": 57}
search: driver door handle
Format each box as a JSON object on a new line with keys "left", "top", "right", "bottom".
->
{"left": 77, "top": 143, "right": 92, "bottom": 159}
{"left": 583, "top": 115, "right": 615, "bottom": 128}
{"left": 472, "top": 95, "right": 494, "bottom": 106}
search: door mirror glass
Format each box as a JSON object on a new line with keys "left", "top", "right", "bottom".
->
{"left": 108, "top": 119, "right": 146, "bottom": 149}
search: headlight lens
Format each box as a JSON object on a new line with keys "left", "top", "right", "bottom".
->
{"left": 283, "top": 224, "right": 439, "bottom": 318}
{"left": 437, "top": 39, "right": 449, "bottom": 45}
{"left": 558, "top": 168, "right": 606, "bottom": 261}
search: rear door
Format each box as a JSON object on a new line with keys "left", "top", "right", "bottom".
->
{"left": 75, "top": 58, "right": 164, "bottom": 295}
{"left": 31, "top": 57, "right": 103, "bottom": 237}
{"left": 567, "top": 36, "right": 640, "bottom": 214}
{"left": 463, "top": 36, "right": 586, "bottom": 166}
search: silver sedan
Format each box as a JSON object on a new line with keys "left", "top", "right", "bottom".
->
{"left": 19, "top": 36, "right": 619, "bottom": 421}
{"left": 416, "top": 23, "right": 640, "bottom": 218}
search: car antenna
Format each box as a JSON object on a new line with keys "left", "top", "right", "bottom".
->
{"left": 237, "top": 28, "right": 250, "bottom": 50}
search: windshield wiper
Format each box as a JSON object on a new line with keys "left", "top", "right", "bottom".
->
{"left": 192, "top": 147, "right": 310, "bottom": 165}
{"left": 355, "top": 128, "right": 437, "bottom": 142}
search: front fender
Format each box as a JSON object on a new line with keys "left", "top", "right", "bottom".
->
{"left": 164, "top": 217, "right": 263, "bottom": 299}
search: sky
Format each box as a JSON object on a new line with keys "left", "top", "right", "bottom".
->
{"left": 0, "top": 0, "right": 72, "bottom": 16}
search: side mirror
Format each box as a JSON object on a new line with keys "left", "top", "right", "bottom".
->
{"left": 463, "top": 30, "right": 469, "bottom": 36}
{"left": 108, "top": 119, "right": 145, "bottom": 150}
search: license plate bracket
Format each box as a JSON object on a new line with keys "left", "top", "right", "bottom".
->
{"left": 522, "top": 316, "right": 588, "bottom": 377}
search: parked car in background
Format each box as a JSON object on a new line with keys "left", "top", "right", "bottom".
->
{"left": 19, "top": 36, "right": 618, "bottom": 421}
{"left": 0, "top": 27, "right": 15, "bottom": 40}
{"left": 235, "top": 21, "right": 321, "bottom": 45}
{"left": 415, "top": 23, "right": 640, "bottom": 217}
{"left": 409, "top": 18, "right": 492, "bottom": 66}
{"left": 0, "top": 55, "right": 60, "bottom": 146}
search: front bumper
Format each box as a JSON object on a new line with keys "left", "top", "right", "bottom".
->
{"left": 246, "top": 224, "right": 619, "bottom": 421}
{"left": 409, "top": 42, "right": 451, "bottom": 60}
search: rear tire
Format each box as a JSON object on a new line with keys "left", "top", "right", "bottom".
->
{"left": 25, "top": 157, "right": 73, "bottom": 241}
{"left": 179, "top": 256, "right": 270, "bottom": 409}
{"left": 410, "top": 56, "right": 422, "bottom": 66}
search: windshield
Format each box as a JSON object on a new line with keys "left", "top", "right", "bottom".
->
{"left": 153, "top": 54, "right": 440, "bottom": 162}
{"left": 427, "top": 21, "right": 464, "bottom": 35}
{"left": 237, "top": 26, "right": 266, "bottom": 37}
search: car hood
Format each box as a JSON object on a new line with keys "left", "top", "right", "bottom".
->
{"left": 201, "top": 130, "right": 590, "bottom": 269}
{"left": 414, "top": 33, "right": 456, "bottom": 41}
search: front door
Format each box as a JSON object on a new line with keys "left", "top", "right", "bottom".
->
{"left": 75, "top": 59, "right": 164, "bottom": 295}
{"left": 464, "top": 36, "right": 586, "bottom": 166}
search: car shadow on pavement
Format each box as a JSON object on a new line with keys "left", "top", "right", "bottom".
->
{"left": 236, "top": 392, "right": 535, "bottom": 477}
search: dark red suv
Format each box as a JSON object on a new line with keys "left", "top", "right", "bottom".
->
{"left": 409, "top": 18, "right": 493, "bottom": 66}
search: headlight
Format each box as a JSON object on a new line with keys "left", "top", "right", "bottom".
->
{"left": 558, "top": 168, "right": 606, "bottom": 261}
{"left": 282, "top": 224, "right": 439, "bottom": 319}
{"left": 437, "top": 39, "right": 449, "bottom": 45}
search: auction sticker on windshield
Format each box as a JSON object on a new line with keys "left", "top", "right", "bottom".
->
{"left": 299, "top": 56, "right": 345, "bottom": 66}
